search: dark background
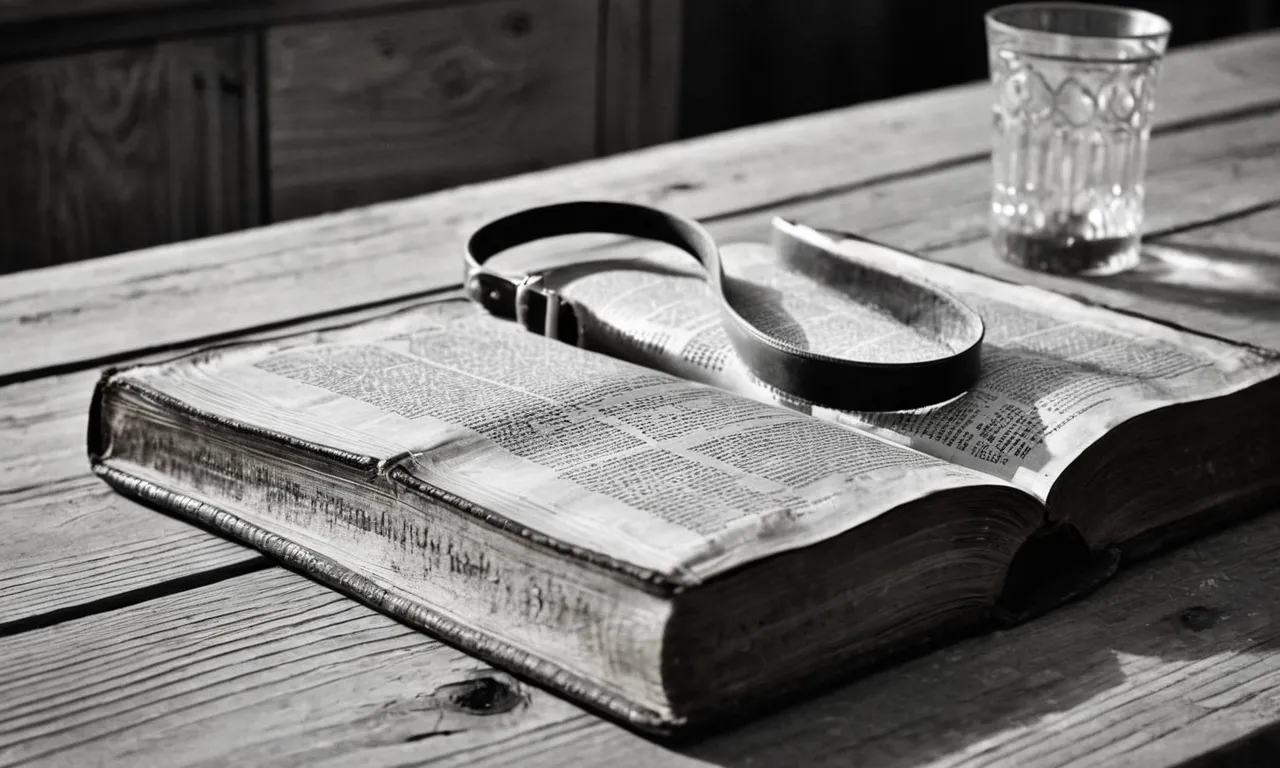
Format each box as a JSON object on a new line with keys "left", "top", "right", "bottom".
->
{"left": 680, "top": 0, "right": 1280, "bottom": 137}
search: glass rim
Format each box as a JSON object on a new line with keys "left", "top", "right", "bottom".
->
{"left": 986, "top": 2, "right": 1172, "bottom": 42}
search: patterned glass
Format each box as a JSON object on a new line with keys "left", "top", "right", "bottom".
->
{"left": 986, "top": 3, "right": 1171, "bottom": 274}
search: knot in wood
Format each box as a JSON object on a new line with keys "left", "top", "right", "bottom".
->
{"left": 1178, "top": 605, "right": 1221, "bottom": 631}
{"left": 433, "top": 55, "right": 483, "bottom": 102}
{"left": 373, "top": 30, "right": 396, "bottom": 60}
{"left": 433, "top": 674, "right": 526, "bottom": 716}
{"left": 501, "top": 11, "right": 532, "bottom": 38}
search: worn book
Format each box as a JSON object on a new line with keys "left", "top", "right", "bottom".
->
{"left": 88, "top": 219, "right": 1280, "bottom": 736}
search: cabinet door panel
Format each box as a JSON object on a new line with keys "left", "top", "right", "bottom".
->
{"left": 267, "top": 0, "right": 599, "bottom": 221}
{"left": 0, "top": 35, "right": 260, "bottom": 273}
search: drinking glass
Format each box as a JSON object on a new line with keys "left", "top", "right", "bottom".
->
{"left": 986, "top": 3, "right": 1171, "bottom": 275}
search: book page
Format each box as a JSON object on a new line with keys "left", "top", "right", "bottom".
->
{"left": 121, "top": 301, "right": 1014, "bottom": 584}
{"left": 553, "top": 222, "right": 1280, "bottom": 500}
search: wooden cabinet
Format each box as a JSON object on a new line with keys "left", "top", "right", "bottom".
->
{"left": 0, "top": 0, "right": 680, "bottom": 273}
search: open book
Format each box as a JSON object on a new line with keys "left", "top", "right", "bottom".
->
{"left": 89, "top": 220, "right": 1280, "bottom": 736}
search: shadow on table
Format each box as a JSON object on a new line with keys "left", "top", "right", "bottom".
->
{"left": 1181, "top": 721, "right": 1280, "bottom": 767}
{"left": 679, "top": 509, "right": 1280, "bottom": 768}
{"left": 1095, "top": 242, "right": 1280, "bottom": 330}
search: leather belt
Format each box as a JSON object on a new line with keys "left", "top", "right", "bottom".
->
{"left": 463, "top": 200, "right": 984, "bottom": 412}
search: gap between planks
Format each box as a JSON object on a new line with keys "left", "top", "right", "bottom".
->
{"left": 0, "top": 557, "right": 272, "bottom": 638}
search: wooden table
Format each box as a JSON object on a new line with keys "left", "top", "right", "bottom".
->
{"left": 3, "top": 30, "right": 1280, "bottom": 767}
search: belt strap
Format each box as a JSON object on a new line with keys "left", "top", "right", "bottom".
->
{"left": 463, "top": 200, "right": 983, "bottom": 411}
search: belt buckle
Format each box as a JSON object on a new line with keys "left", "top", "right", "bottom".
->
{"left": 514, "top": 274, "right": 561, "bottom": 339}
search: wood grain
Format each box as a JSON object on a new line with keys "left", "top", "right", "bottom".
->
{"left": 697, "top": 111, "right": 1280, "bottom": 350}
{"left": 0, "top": 294, "right": 458, "bottom": 628}
{"left": 0, "top": 362, "right": 260, "bottom": 629}
{"left": 3, "top": 499, "right": 1280, "bottom": 766}
{"left": 0, "top": 34, "right": 260, "bottom": 274}
{"left": 599, "top": 0, "right": 683, "bottom": 155}
{"left": 0, "top": 293, "right": 458, "bottom": 496}
{"left": 0, "top": 567, "right": 588, "bottom": 767}
{"left": 267, "top": 0, "right": 599, "bottom": 221}
{"left": 0, "top": 477, "right": 262, "bottom": 632}
{"left": 0, "top": 0, "right": 234, "bottom": 24}
{"left": 0, "top": 285, "right": 460, "bottom": 494}
{"left": 930, "top": 206, "right": 1280, "bottom": 352}
{"left": 0, "top": 0, "right": 479, "bottom": 62}
{"left": 2, "top": 31, "right": 1276, "bottom": 380}
{"left": 0, "top": 370, "right": 100, "bottom": 493}
{"left": 0, "top": 0, "right": 453, "bottom": 25}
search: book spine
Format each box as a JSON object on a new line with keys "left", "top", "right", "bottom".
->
{"left": 87, "top": 367, "right": 121, "bottom": 462}
{"left": 87, "top": 379, "right": 686, "bottom": 736}
{"left": 91, "top": 459, "right": 685, "bottom": 736}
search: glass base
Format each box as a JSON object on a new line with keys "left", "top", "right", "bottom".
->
{"left": 994, "top": 230, "right": 1141, "bottom": 276}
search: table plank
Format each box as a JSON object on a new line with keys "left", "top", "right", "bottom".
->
{"left": 0, "top": 568, "right": 589, "bottom": 767}
{"left": 0, "top": 370, "right": 96, "bottom": 494}
{"left": 697, "top": 110, "right": 1280, "bottom": 349}
{"left": 0, "top": 478, "right": 264, "bottom": 634}
{"left": 0, "top": 368, "right": 264, "bottom": 631}
{"left": 0, "top": 293, "right": 452, "bottom": 496}
{"left": 708, "top": 109, "right": 1280, "bottom": 260}
{"left": 933, "top": 204, "right": 1280, "bottom": 352}
{"left": 0, "top": 296, "right": 446, "bottom": 628}
{"left": 1, "top": 31, "right": 1277, "bottom": 383}
{"left": 2, "top": 497, "right": 1279, "bottom": 766}
{"left": 2, "top": 100, "right": 1276, "bottom": 631}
